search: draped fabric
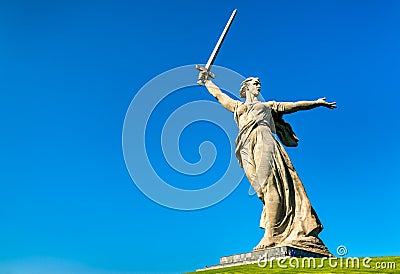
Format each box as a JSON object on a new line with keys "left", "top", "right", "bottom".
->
{"left": 233, "top": 100, "right": 331, "bottom": 255}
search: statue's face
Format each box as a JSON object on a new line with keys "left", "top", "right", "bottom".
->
{"left": 247, "top": 78, "right": 261, "bottom": 97}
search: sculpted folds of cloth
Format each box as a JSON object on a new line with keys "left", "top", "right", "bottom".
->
{"left": 201, "top": 75, "right": 336, "bottom": 256}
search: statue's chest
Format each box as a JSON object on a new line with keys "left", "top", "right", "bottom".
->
{"left": 237, "top": 103, "right": 269, "bottom": 126}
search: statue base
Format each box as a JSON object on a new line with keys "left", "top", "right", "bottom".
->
{"left": 196, "top": 246, "right": 332, "bottom": 271}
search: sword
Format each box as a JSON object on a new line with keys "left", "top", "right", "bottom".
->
{"left": 196, "top": 9, "right": 237, "bottom": 85}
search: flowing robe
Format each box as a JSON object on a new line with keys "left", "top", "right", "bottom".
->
{"left": 233, "top": 100, "right": 331, "bottom": 255}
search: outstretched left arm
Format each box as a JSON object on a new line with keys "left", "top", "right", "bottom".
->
{"left": 275, "top": 97, "right": 337, "bottom": 114}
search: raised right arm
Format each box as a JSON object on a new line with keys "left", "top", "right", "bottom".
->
{"left": 204, "top": 79, "right": 238, "bottom": 113}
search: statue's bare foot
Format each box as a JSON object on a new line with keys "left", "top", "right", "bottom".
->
{"left": 254, "top": 237, "right": 275, "bottom": 250}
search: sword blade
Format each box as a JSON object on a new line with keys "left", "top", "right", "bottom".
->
{"left": 205, "top": 9, "right": 237, "bottom": 70}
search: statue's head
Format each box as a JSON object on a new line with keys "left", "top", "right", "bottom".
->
{"left": 240, "top": 77, "right": 261, "bottom": 98}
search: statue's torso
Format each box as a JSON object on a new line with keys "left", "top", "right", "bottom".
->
{"left": 236, "top": 101, "right": 273, "bottom": 131}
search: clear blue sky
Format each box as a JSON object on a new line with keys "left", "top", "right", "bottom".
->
{"left": 1, "top": 0, "right": 399, "bottom": 273}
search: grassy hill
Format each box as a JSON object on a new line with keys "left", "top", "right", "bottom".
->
{"left": 187, "top": 256, "right": 399, "bottom": 273}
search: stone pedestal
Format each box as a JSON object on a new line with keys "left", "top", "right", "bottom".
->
{"left": 196, "top": 246, "right": 331, "bottom": 271}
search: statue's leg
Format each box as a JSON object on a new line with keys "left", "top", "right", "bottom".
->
{"left": 252, "top": 135, "right": 281, "bottom": 250}
{"left": 254, "top": 182, "right": 281, "bottom": 250}
{"left": 240, "top": 144, "right": 264, "bottom": 201}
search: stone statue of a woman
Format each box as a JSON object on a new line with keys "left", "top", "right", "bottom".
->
{"left": 200, "top": 73, "right": 336, "bottom": 256}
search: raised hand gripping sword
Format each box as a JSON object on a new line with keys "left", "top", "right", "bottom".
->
{"left": 196, "top": 9, "right": 237, "bottom": 85}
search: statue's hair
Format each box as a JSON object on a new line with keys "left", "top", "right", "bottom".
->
{"left": 240, "top": 77, "right": 260, "bottom": 98}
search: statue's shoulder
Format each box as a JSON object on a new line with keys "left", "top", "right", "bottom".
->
{"left": 265, "top": 100, "right": 278, "bottom": 111}
{"left": 233, "top": 100, "right": 244, "bottom": 110}
{"left": 265, "top": 100, "right": 285, "bottom": 113}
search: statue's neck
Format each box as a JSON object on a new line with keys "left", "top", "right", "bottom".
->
{"left": 245, "top": 95, "right": 259, "bottom": 104}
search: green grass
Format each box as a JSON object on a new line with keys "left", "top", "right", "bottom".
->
{"left": 186, "top": 256, "right": 400, "bottom": 273}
